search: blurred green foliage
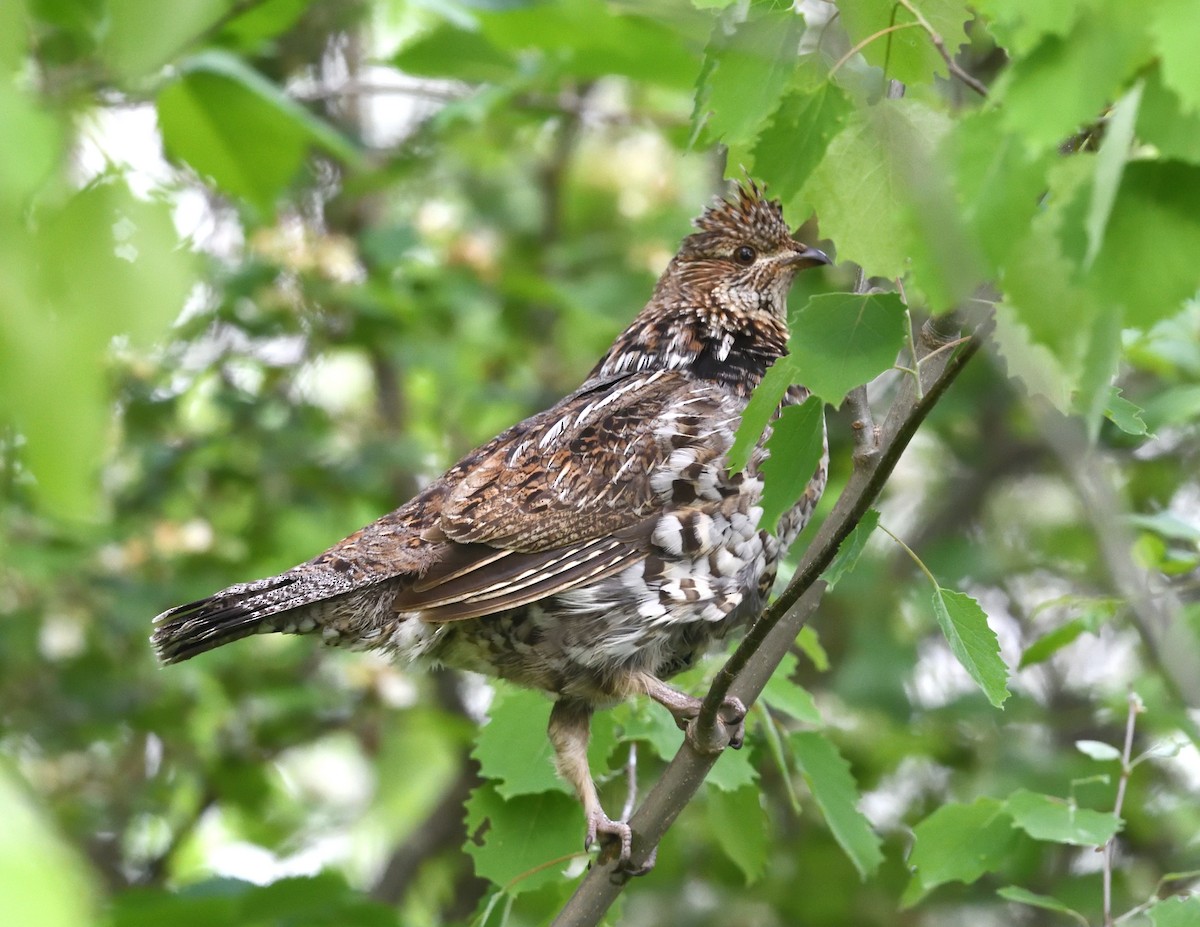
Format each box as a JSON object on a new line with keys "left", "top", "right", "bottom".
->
{"left": 3, "top": 0, "right": 1200, "bottom": 925}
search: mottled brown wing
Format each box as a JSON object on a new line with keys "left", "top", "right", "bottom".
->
{"left": 391, "top": 369, "right": 740, "bottom": 622}
{"left": 393, "top": 525, "right": 653, "bottom": 621}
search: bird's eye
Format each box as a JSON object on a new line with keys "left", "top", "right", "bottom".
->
{"left": 734, "top": 245, "right": 757, "bottom": 265}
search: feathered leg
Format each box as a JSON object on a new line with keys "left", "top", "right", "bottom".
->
{"left": 548, "top": 698, "right": 638, "bottom": 867}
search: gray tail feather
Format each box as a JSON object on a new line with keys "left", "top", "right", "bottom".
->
{"left": 152, "top": 573, "right": 306, "bottom": 664}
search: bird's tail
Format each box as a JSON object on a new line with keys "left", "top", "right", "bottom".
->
{"left": 152, "top": 572, "right": 320, "bottom": 664}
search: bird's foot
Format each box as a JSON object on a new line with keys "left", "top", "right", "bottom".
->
{"left": 638, "top": 676, "right": 746, "bottom": 753}
{"left": 586, "top": 808, "right": 632, "bottom": 862}
{"left": 586, "top": 809, "right": 656, "bottom": 875}
{"left": 673, "top": 695, "right": 746, "bottom": 753}
{"left": 715, "top": 695, "right": 747, "bottom": 749}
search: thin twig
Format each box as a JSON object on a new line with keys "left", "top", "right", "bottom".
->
{"left": 845, "top": 268, "right": 879, "bottom": 463}
{"left": 1103, "top": 691, "right": 1143, "bottom": 927}
{"left": 893, "top": 0, "right": 989, "bottom": 97}
{"left": 620, "top": 743, "right": 639, "bottom": 822}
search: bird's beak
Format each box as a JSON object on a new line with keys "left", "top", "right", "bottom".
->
{"left": 786, "top": 242, "right": 832, "bottom": 269}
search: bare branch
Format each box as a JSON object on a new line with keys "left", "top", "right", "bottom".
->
{"left": 893, "top": 0, "right": 989, "bottom": 97}
{"left": 1103, "top": 691, "right": 1143, "bottom": 927}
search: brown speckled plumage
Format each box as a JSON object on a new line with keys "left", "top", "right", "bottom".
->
{"left": 153, "top": 182, "right": 830, "bottom": 868}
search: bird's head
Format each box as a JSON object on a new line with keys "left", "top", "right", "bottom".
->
{"left": 591, "top": 180, "right": 831, "bottom": 388}
{"left": 664, "top": 181, "right": 829, "bottom": 325}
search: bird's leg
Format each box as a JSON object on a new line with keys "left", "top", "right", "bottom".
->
{"left": 548, "top": 698, "right": 641, "bottom": 870}
{"left": 635, "top": 673, "right": 746, "bottom": 752}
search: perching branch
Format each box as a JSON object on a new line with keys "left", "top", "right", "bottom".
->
{"left": 551, "top": 312, "right": 988, "bottom": 927}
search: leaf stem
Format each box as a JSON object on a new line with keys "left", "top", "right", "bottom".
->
{"left": 828, "top": 22, "right": 924, "bottom": 80}
{"left": 878, "top": 522, "right": 937, "bottom": 586}
{"left": 904, "top": 309, "right": 924, "bottom": 400}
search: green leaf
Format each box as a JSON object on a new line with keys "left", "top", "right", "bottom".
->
{"left": 752, "top": 80, "right": 851, "bottom": 205}
{"left": 0, "top": 81, "right": 63, "bottom": 202}
{"left": 0, "top": 183, "right": 193, "bottom": 518}
{"left": 998, "top": 157, "right": 1096, "bottom": 373}
{"left": 1146, "top": 896, "right": 1200, "bottom": 927}
{"left": 904, "top": 798, "right": 1018, "bottom": 902}
{"left": 838, "top": 0, "right": 971, "bottom": 85}
{"left": 157, "top": 50, "right": 360, "bottom": 214}
{"left": 464, "top": 784, "right": 583, "bottom": 894}
{"left": 706, "top": 785, "right": 768, "bottom": 884}
{"left": 101, "top": 0, "right": 225, "bottom": 79}
{"left": 796, "top": 626, "right": 830, "bottom": 672}
{"left": 616, "top": 700, "right": 684, "bottom": 760}
{"left": 1137, "top": 68, "right": 1200, "bottom": 163}
{"left": 1087, "top": 161, "right": 1200, "bottom": 329}
{"left": 1129, "top": 512, "right": 1200, "bottom": 543}
{"left": 990, "top": 302, "right": 1072, "bottom": 409}
{"left": 707, "top": 741, "right": 759, "bottom": 792}
{"left": 994, "top": 5, "right": 1154, "bottom": 151}
{"left": 482, "top": 0, "right": 701, "bottom": 89}
{"left": 803, "top": 103, "right": 954, "bottom": 280}
{"left": 1005, "top": 788, "right": 1122, "bottom": 847}
{"left": 1074, "top": 302, "right": 1123, "bottom": 443}
{"left": 996, "top": 886, "right": 1088, "bottom": 925}
{"left": 393, "top": 24, "right": 517, "bottom": 83}
{"left": 973, "top": 0, "right": 1083, "bottom": 57}
{"left": 789, "top": 731, "right": 883, "bottom": 879}
{"left": 0, "top": 767, "right": 96, "bottom": 927}
{"left": 930, "top": 587, "right": 1010, "bottom": 708}
{"left": 473, "top": 687, "right": 566, "bottom": 798}
{"left": 824, "top": 508, "right": 881, "bottom": 591}
{"left": 759, "top": 396, "right": 825, "bottom": 533}
{"left": 239, "top": 875, "right": 399, "bottom": 926}
{"left": 729, "top": 358, "right": 799, "bottom": 472}
{"left": 788, "top": 293, "right": 908, "bottom": 407}
{"left": 950, "top": 109, "right": 1052, "bottom": 271}
{"left": 215, "top": 0, "right": 312, "bottom": 50}
{"left": 1143, "top": 384, "right": 1200, "bottom": 430}
{"left": 112, "top": 877, "right": 393, "bottom": 927}
{"left": 1083, "top": 80, "right": 1142, "bottom": 269}
{"left": 1149, "top": 0, "right": 1200, "bottom": 114}
{"left": 762, "top": 653, "right": 822, "bottom": 724}
{"left": 1105, "top": 388, "right": 1149, "bottom": 436}
{"left": 1075, "top": 740, "right": 1122, "bottom": 762}
{"left": 694, "top": 5, "right": 805, "bottom": 147}
{"left": 1019, "top": 615, "right": 1101, "bottom": 669}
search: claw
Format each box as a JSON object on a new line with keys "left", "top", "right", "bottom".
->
{"left": 587, "top": 810, "right": 659, "bottom": 876}
{"left": 718, "top": 696, "right": 746, "bottom": 749}
{"left": 586, "top": 808, "right": 632, "bottom": 863}
{"left": 662, "top": 693, "right": 747, "bottom": 753}
{"left": 638, "top": 675, "right": 746, "bottom": 752}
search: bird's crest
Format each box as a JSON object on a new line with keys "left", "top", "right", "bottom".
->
{"left": 692, "top": 180, "right": 786, "bottom": 239}
{"left": 680, "top": 180, "right": 791, "bottom": 258}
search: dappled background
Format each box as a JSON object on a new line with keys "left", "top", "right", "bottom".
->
{"left": 3, "top": 1, "right": 1200, "bottom": 925}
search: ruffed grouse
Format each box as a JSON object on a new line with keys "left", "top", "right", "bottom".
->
{"left": 153, "top": 181, "right": 830, "bottom": 867}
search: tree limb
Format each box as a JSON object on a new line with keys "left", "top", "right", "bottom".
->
{"left": 551, "top": 314, "right": 987, "bottom": 927}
